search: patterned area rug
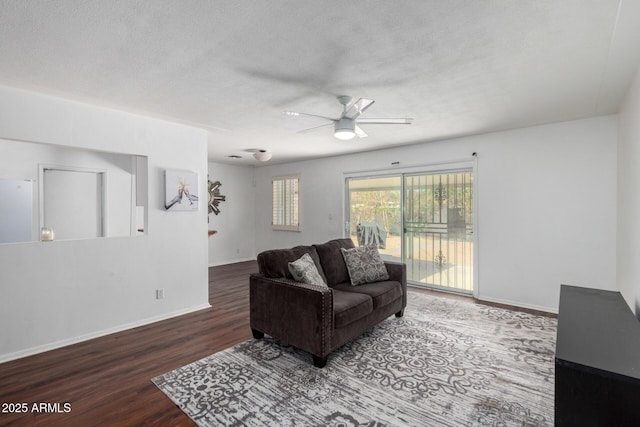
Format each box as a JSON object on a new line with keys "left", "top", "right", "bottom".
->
{"left": 152, "top": 292, "right": 556, "bottom": 426}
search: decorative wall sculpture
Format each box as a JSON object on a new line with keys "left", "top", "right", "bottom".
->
{"left": 208, "top": 180, "right": 226, "bottom": 215}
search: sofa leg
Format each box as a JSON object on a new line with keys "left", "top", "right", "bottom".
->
{"left": 312, "top": 355, "right": 328, "bottom": 368}
{"left": 251, "top": 328, "right": 264, "bottom": 339}
{"left": 395, "top": 309, "right": 404, "bottom": 318}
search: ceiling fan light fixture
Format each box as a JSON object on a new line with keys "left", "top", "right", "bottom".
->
{"left": 334, "top": 118, "right": 356, "bottom": 140}
{"left": 253, "top": 150, "right": 272, "bottom": 161}
{"left": 286, "top": 96, "right": 411, "bottom": 140}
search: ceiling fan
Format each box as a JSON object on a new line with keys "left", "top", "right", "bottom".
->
{"left": 283, "top": 96, "right": 412, "bottom": 140}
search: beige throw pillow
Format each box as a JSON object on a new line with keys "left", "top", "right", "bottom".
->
{"left": 288, "top": 253, "right": 327, "bottom": 286}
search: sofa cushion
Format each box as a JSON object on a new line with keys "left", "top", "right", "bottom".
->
{"left": 332, "top": 289, "right": 373, "bottom": 328}
{"left": 288, "top": 253, "right": 327, "bottom": 286}
{"left": 314, "top": 238, "right": 355, "bottom": 286}
{"left": 340, "top": 246, "right": 389, "bottom": 286}
{"left": 257, "top": 245, "right": 327, "bottom": 283}
{"left": 333, "top": 281, "right": 402, "bottom": 309}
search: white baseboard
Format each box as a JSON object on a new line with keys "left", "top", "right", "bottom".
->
{"left": 0, "top": 303, "right": 212, "bottom": 364}
{"left": 209, "top": 257, "right": 255, "bottom": 267}
{"left": 477, "top": 295, "right": 557, "bottom": 315}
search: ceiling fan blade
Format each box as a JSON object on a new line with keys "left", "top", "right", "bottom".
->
{"left": 344, "top": 98, "right": 375, "bottom": 119}
{"left": 355, "top": 125, "right": 368, "bottom": 138}
{"left": 283, "top": 111, "right": 335, "bottom": 122}
{"left": 356, "top": 118, "right": 413, "bottom": 125}
{"left": 297, "top": 122, "right": 334, "bottom": 134}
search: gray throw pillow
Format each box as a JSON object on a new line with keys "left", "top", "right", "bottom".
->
{"left": 340, "top": 246, "right": 389, "bottom": 286}
{"left": 288, "top": 253, "right": 327, "bottom": 286}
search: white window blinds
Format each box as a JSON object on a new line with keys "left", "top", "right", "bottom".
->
{"left": 272, "top": 175, "right": 300, "bottom": 231}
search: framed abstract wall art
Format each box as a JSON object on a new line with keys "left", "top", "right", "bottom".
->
{"left": 165, "top": 170, "right": 199, "bottom": 211}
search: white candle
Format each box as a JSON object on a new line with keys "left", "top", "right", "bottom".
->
{"left": 40, "top": 227, "right": 55, "bottom": 242}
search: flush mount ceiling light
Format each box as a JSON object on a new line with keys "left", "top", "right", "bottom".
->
{"left": 334, "top": 117, "right": 356, "bottom": 140}
{"left": 253, "top": 150, "right": 272, "bottom": 162}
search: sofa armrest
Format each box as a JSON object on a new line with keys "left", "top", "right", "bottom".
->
{"left": 385, "top": 261, "right": 407, "bottom": 309}
{"left": 250, "top": 274, "right": 334, "bottom": 358}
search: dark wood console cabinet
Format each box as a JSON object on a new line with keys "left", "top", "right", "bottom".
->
{"left": 555, "top": 285, "right": 640, "bottom": 426}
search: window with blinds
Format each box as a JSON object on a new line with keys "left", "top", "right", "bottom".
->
{"left": 272, "top": 175, "right": 300, "bottom": 231}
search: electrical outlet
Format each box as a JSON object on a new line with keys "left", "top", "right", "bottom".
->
{"left": 156, "top": 289, "right": 164, "bottom": 300}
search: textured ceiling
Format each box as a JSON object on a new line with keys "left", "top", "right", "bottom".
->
{"left": 1, "top": 0, "right": 639, "bottom": 165}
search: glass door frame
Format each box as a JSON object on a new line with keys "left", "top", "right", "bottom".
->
{"left": 343, "top": 158, "right": 479, "bottom": 298}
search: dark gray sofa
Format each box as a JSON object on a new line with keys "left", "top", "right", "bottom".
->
{"left": 249, "top": 238, "right": 407, "bottom": 368}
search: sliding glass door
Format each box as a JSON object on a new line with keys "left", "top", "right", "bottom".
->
{"left": 404, "top": 171, "right": 473, "bottom": 293}
{"left": 346, "top": 176, "right": 402, "bottom": 261}
{"left": 346, "top": 168, "right": 474, "bottom": 294}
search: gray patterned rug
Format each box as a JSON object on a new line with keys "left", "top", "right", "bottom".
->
{"left": 152, "top": 292, "right": 556, "bottom": 426}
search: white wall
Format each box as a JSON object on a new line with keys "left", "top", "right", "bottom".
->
{"left": 254, "top": 116, "right": 618, "bottom": 312}
{"left": 207, "top": 162, "right": 256, "bottom": 266}
{"left": 0, "top": 85, "right": 210, "bottom": 362}
{"left": 617, "top": 66, "right": 640, "bottom": 315}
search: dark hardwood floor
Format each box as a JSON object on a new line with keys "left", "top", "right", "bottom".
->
{"left": 0, "top": 261, "right": 257, "bottom": 427}
{"left": 0, "top": 261, "right": 554, "bottom": 426}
